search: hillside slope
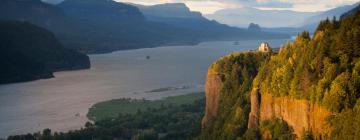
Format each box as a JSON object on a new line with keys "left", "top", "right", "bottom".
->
{"left": 0, "top": 21, "right": 90, "bottom": 84}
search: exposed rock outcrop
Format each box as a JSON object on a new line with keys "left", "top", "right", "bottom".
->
{"left": 201, "top": 68, "right": 223, "bottom": 128}
{"left": 248, "top": 23, "right": 261, "bottom": 32}
{"left": 248, "top": 88, "right": 261, "bottom": 129}
{"left": 248, "top": 89, "right": 332, "bottom": 139}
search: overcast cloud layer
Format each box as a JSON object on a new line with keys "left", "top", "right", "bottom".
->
{"left": 117, "top": 0, "right": 359, "bottom": 14}
{"left": 42, "top": 0, "right": 359, "bottom": 14}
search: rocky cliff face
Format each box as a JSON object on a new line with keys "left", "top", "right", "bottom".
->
{"left": 201, "top": 68, "right": 223, "bottom": 128}
{"left": 248, "top": 88, "right": 332, "bottom": 139}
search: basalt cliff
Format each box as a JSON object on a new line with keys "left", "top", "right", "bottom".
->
{"left": 199, "top": 10, "right": 360, "bottom": 140}
{"left": 248, "top": 89, "right": 331, "bottom": 139}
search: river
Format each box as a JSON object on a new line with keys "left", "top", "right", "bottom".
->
{"left": 0, "top": 39, "right": 289, "bottom": 137}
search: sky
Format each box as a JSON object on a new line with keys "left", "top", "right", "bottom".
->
{"left": 117, "top": 0, "right": 360, "bottom": 14}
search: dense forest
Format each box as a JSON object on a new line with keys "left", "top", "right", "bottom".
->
{"left": 6, "top": 98, "right": 204, "bottom": 140}
{"left": 0, "top": 21, "right": 90, "bottom": 84}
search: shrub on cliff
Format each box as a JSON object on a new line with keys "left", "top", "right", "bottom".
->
{"left": 260, "top": 119, "right": 294, "bottom": 140}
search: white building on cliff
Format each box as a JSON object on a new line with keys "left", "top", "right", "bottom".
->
{"left": 258, "top": 42, "right": 272, "bottom": 52}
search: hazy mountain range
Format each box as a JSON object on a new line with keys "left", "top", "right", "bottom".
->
{"left": 342, "top": 3, "right": 360, "bottom": 18}
{"left": 134, "top": 3, "right": 248, "bottom": 33}
{"left": 206, "top": 7, "right": 317, "bottom": 28}
{"left": 302, "top": 3, "right": 359, "bottom": 31}
{"left": 206, "top": 2, "right": 359, "bottom": 30}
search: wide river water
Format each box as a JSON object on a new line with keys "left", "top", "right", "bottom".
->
{"left": 0, "top": 39, "right": 289, "bottom": 137}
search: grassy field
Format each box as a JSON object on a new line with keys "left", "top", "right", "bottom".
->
{"left": 87, "top": 92, "right": 205, "bottom": 121}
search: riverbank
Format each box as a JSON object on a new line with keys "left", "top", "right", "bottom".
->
{"left": 87, "top": 92, "right": 204, "bottom": 121}
{"left": 6, "top": 92, "right": 205, "bottom": 140}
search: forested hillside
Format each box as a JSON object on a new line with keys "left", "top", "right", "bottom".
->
{"left": 0, "top": 21, "right": 90, "bottom": 84}
{"left": 253, "top": 10, "right": 360, "bottom": 139}
{"left": 199, "top": 9, "right": 360, "bottom": 140}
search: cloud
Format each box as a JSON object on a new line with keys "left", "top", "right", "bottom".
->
{"left": 43, "top": 0, "right": 360, "bottom": 14}
{"left": 255, "top": 1, "right": 293, "bottom": 8}
{"left": 118, "top": 0, "right": 359, "bottom": 13}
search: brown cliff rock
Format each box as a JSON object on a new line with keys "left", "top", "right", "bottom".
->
{"left": 248, "top": 89, "right": 332, "bottom": 139}
{"left": 248, "top": 88, "right": 261, "bottom": 129}
{"left": 201, "top": 68, "right": 223, "bottom": 128}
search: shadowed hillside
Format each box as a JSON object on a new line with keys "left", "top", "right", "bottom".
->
{"left": 0, "top": 21, "right": 90, "bottom": 84}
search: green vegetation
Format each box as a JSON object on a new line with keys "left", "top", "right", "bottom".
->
{"left": 328, "top": 101, "right": 360, "bottom": 139}
{"left": 7, "top": 93, "right": 205, "bottom": 140}
{"left": 199, "top": 10, "right": 360, "bottom": 140}
{"left": 0, "top": 21, "right": 90, "bottom": 84}
{"left": 197, "top": 52, "right": 272, "bottom": 140}
{"left": 260, "top": 119, "right": 294, "bottom": 140}
{"left": 254, "top": 11, "right": 360, "bottom": 114}
{"left": 88, "top": 93, "right": 204, "bottom": 121}
{"left": 254, "top": 11, "right": 360, "bottom": 139}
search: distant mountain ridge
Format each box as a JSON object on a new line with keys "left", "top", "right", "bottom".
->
{"left": 1, "top": 0, "right": 288, "bottom": 53}
{"left": 133, "top": 3, "right": 288, "bottom": 39}
{"left": 301, "top": 2, "right": 359, "bottom": 31}
{"left": 59, "top": 0, "right": 145, "bottom": 23}
{"left": 57, "top": 0, "right": 209, "bottom": 52}
{"left": 0, "top": 0, "right": 199, "bottom": 53}
{"left": 136, "top": 3, "right": 202, "bottom": 19}
{"left": 0, "top": 0, "right": 67, "bottom": 28}
{"left": 135, "top": 3, "right": 234, "bottom": 31}
{"left": 341, "top": 3, "right": 360, "bottom": 19}
{"left": 206, "top": 2, "right": 359, "bottom": 32}
{"left": 206, "top": 7, "right": 317, "bottom": 28}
